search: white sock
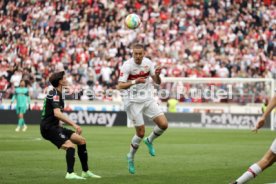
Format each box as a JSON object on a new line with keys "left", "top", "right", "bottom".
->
{"left": 236, "top": 163, "right": 262, "bottom": 184}
{"left": 147, "top": 126, "right": 165, "bottom": 143}
{"left": 129, "top": 135, "right": 142, "bottom": 159}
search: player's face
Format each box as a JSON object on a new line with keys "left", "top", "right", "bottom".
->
{"left": 59, "top": 76, "right": 69, "bottom": 86}
{"left": 133, "top": 48, "right": 144, "bottom": 65}
{"left": 19, "top": 81, "right": 25, "bottom": 87}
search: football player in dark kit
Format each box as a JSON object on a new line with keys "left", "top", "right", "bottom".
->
{"left": 40, "top": 71, "right": 101, "bottom": 180}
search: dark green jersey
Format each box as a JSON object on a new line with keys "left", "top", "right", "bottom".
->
{"left": 41, "top": 89, "right": 64, "bottom": 128}
{"left": 11, "top": 87, "right": 30, "bottom": 107}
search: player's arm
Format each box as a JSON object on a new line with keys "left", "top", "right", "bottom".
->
{"left": 52, "top": 94, "right": 82, "bottom": 134}
{"left": 53, "top": 108, "right": 82, "bottom": 134}
{"left": 3, "top": 83, "right": 7, "bottom": 91}
{"left": 11, "top": 92, "right": 16, "bottom": 103}
{"left": 10, "top": 92, "right": 16, "bottom": 108}
{"left": 151, "top": 66, "right": 162, "bottom": 85}
{"left": 261, "top": 96, "right": 276, "bottom": 119}
{"left": 26, "top": 91, "right": 31, "bottom": 107}
{"left": 27, "top": 96, "right": 31, "bottom": 110}
{"left": 116, "top": 64, "right": 146, "bottom": 89}
{"left": 253, "top": 96, "right": 276, "bottom": 132}
{"left": 117, "top": 78, "right": 146, "bottom": 89}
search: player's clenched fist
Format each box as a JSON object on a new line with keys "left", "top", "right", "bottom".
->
{"left": 155, "top": 67, "right": 162, "bottom": 76}
{"left": 74, "top": 124, "right": 82, "bottom": 135}
{"left": 252, "top": 116, "right": 265, "bottom": 133}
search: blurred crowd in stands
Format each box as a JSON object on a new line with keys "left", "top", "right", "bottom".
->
{"left": 0, "top": 0, "right": 275, "bottom": 103}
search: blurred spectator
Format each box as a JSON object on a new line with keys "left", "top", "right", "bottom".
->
{"left": 0, "top": 75, "right": 8, "bottom": 91}
{"left": 64, "top": 103, "right": 73, "bottom": 112}
{"left": 0, "top": 0, "right": 274, "bottom": 104}
{"left": 32, "top": 101, "right": 41, "bottom": 111}
{"left": 167, "top": 95, "right": 178, "bottom": 112}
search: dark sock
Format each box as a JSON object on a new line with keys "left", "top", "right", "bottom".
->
{"left": 78, "top": 144, "right": 89, "bottom": 172}
{"left": 66, "top": 148, "right": 75, "bottom": 173}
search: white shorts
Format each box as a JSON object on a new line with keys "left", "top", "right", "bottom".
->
{"left": 125, "top": 99, "right": 164, "bottom": 127}
{"left": 270, "top": 138, "right": 276, "bottom": 154}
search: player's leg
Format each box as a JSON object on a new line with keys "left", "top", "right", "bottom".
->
{"left": 44, "top": 126, "right": 85, "bottom": 179}
{"left": 15, "top": 107, "right": 22, "bottom": 131}
{"left": 149, "top": 114, "right": 168, "bottom": 142}
{"left": 125, "top": 103, "right": 145, "bottom": 174}
{"left": 232, "top": 139, "right": 276, "bottom": 184}
{"left": 127, "top": 124, "right": 145, "bottom": 174}
{"left": 129, "top": 125, "right": 145, "bottom": 159}
{"left": 61, "top": 140, "right": 86, "bottom": 180}
{"left": 70, "top": 133, "right": 101, "bottom": 178}
{"left": 143, "top": 101, "right": 168, "bottom": 156}
{"left": 21, "top": 107, "right": 27, "bottom": 131}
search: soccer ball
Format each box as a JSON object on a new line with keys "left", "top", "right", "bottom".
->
{"left": 124, "top": 13, "right": 141, "bottom": 29}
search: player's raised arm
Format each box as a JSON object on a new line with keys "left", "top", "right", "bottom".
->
{"left": 151, "top": 66, "right": 162, "bottom": 85}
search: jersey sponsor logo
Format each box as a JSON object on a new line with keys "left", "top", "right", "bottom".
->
{"left": 53, "top": 95, "right": 60, "bottom": 102}
{"left": 128, "top": 71, "right": 150, "bottom": 80}
{"left": 144, "top": 66, "right": 149, "bottom": 70}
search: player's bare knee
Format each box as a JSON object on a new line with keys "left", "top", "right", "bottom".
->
{"left": 159, "top": 122, "right": 168, "bottom": 130}
{"left": 79, "top": 137, "right": 86, "bottom": 145}
{"left": 137, "top": 131, "right": 145, "bottom": 138}
{"left": 62, "top": 140, "right": 75, "bottom": 149}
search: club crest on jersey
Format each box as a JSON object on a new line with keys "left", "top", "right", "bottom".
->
{"left": 120, "top": 72, "right": 124, "bottom": 76}
{"left": 132, "top": 69, "right": 139, "bottom": 74}
{"left": 144, "top": 66, "right": 149, "bottom": 70}
{"left": 53, "top": 95, "right": 60, "bottom": 102}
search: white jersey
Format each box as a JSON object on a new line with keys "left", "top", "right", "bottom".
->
{"left": 118, "top": 57, "right": 155, "bottom": 104}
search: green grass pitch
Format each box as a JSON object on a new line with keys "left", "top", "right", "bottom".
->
{"left": 0, "top": 125, "right": 276, "bottom": 184}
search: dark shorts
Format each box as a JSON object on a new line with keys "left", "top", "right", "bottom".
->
{"left": 40, "top": 126, "right": 75, "bottom": 149}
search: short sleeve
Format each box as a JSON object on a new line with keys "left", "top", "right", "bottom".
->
{"left": 52, "top": 95, "right": 60, "bottom": 109}
{"left": 118, "top": 63, "right": 130, "bottom": 82}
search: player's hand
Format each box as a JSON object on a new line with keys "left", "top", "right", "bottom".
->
{"left": 252, "top": 116, "right": 265, "bottom": 133}
{"left": 155, "top": 66, "right": 162, "bottom": 76}
{"left": 135, "top": 77, "right": 146, "bottom": 84}
{"left": 74, "top": 124, "right": 82, "bottom": 135}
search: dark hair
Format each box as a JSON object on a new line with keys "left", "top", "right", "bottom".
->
{"left": 49, "top": 71, "right": 65, "bottom": 87}
{"left": 132, "top": 43, "right": 145, "bottom": 50}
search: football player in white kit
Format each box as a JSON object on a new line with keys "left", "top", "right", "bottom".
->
{"left": 231, "top": 95, "right": 276, "bottom": 184}
{"left": 117, "top": 43, "right": 168, "bottom": 174}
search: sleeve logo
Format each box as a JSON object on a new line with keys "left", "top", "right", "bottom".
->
{"left": 53, "top": 95, "right": 60, "bottom": 102}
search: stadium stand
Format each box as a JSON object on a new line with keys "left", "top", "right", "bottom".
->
{"left": 0, "top": 0, "right": 275, "bottom": 101}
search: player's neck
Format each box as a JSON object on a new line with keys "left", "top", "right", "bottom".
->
{"left": 56, "top": 86, "right": 62, "bottom": 93}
